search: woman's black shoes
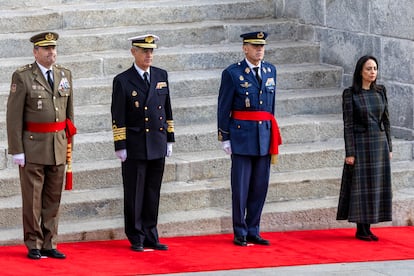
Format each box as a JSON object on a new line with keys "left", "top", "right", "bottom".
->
{"left": 355, "top": 233, "right": 372, "bottom": 241}
{"left": 355, "top": 232, "right": 379, "bottom": 241}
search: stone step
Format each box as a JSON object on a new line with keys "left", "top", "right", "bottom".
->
{"left": 1, "top": 135, "right": 413, "bottom": 197}
{"left": 0, "top": 18, "right": 300, "bottom": 58}
{"left": 276, "top": 88, "right": 342, "bottom": 117}
{"left": 0, "top": 77, "right": 343, "bottom": 139}
{"left": 0, "top": 41, "right": 326, "bottom": 83}
{"left": 0, "top": 0, "right": 274, "bottom": 34}
{"left": 1, "top": 111, "right": 413, "bottom": 172}
{"left": 0, "top": 0, "right": 119, "bottom": 9}
{"left": 0, "top": 112, "right": 344, "bottom": 170}
{"left": 1, "top": 165, "right": 413, "bottom": 244}
{"left": 0, "top": 64, "right": 341, "bottom": 116}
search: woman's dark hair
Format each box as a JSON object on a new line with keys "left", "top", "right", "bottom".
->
{"left": 351, "top": 55, "right": 379, "bottom": 92}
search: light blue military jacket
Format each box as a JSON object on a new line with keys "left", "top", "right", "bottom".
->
{"left": 217, "top": 59, "right": 277, "bottom": 156}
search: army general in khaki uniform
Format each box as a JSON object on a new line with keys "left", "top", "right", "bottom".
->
{"left": 6, "top": 32, "right": 74, "bottom": 260}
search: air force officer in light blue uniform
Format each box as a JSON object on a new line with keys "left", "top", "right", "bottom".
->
{"left": 217, "top": 31, "right": 281, "bottom": 247}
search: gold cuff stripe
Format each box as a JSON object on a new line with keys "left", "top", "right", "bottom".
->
{"left": 167, "top": 120, "right": 175, "bottom": 133}
{"left": 112, "top": 126, "right": 126, "bottom": 142}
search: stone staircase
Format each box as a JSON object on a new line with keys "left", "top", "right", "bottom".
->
{"left": 1, "top": 0, "right": 413, "bottom": 245}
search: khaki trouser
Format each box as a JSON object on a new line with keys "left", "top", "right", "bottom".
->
{"left": 19, "top": 163, "right": 65, "bottom": 250}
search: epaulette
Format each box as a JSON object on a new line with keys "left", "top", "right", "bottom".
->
{"left": 54, "top": 64, "right": 69, "bottom": 70}
{"left": 17, "top": 64, "right": 32, "bottom": 72}
{"left": 226, "top": 62, "right": 239, "bottom": 70}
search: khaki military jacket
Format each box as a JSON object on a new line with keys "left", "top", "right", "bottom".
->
{"left": 6, "top": 62, "right": 74, "bottom": 165}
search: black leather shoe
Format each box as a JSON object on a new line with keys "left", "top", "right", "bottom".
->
{"left": 355, "top": 233, "right": 372, "bottom": 241}
{"left": 27, "top": 249, "right": 41, "bottom": 260}
{"left": 369, "top": 234, "right": 379, "bottom": 241}
{"left": 247, "top": 235, "right": 270, "bottom": 245}
{"left": 145, "top": 243, "right": 168, "bottom": 250}
{"left": 131, "top": 244, "right": 144, "bottom": 252}
{"left": 41, "top": 249, "right": 66, "bottom": 259}
{"left": 233, "top": 236, "right": 247, "bottom": 246}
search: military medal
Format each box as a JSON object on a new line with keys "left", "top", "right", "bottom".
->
{"left": 245, "top": 97, "right": 250, "bottom": 108}
{"left": 59, "top": 71, "right": 70, "bottom": 89}
{"left": 37, "top": 100, "right": 43, "bottom": 110}
{"left": 135, "top": 101, "right": 139, "bottom": 108}
{"left": 244, "top": 91, "right": 250, "bottom": 107}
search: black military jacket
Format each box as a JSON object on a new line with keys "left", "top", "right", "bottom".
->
{"left": 111, "top": 65, "right": 175, "bottom": 160}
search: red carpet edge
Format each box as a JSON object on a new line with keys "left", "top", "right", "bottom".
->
{"left": 1, "top": 226, "right": 413, "bottom": 275}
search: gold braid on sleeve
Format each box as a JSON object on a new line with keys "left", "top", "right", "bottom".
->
{"left": 112, "top": 125, "right": 126, "bottom": 141}
{"left": 167, "top": 120, "right": 175, "bottom": 133}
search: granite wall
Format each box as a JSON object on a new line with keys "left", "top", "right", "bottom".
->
{"left": 274, "top": 0, "right": 414, "bottom": 140}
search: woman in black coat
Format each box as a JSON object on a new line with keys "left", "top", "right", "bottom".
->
{"left": 337, "top": 55, "right": 393, "bottom": 241}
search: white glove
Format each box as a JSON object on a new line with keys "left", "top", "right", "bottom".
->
{"left": 13, "top": 153, "right": 25, "bottom": 167}
{"left": 166, "top": 143, "right": 173, "bottom": 157}
{"left": 222, "top": 140, "right": 232, "bottom": 155}
{"left": 115, "top": 149, "right": 127, "bottom": 162}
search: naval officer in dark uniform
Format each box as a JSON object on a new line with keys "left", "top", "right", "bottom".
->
{"left": 217, "top": 31, "right": 282, "bottom": 246}
{"left": 111, "top": 34, "right": 175, "bottom": 252}
{"left": 6, "top": 32, "right": 74, "bottom": 259}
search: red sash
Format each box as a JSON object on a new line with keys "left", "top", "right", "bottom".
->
{"left": 232, "top": 111, "right": 282, "bottom": 156}
{"left": 25, "top": 119, "right": 77, "bottom": 190}
{"left": 25, "top": 121, "right": 66, "bottom": 133}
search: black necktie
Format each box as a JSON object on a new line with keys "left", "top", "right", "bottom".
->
{"left": 253, "top": 67, "right": 261, "bottom": 86}
{"left": 143, "top": 72, "right": 150, "bottom": 88}
{"left": 47, "top": 70, "right": 54, "bottom": 90}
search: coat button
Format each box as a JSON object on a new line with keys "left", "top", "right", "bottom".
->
{"left": 146, "top": 129, "right": 149, "bottom": 132}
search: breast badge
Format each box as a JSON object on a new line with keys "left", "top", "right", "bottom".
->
{"left": 156, "top": 82, "right": 167, "bottom": 89}
{"left": 265, "top": 77, "right": 275, "bottom": 86}
{"left": 240, "top": 82, "right": 251, "bottom": 88}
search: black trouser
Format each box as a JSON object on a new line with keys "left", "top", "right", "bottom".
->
{"left": 121, "top": 158, "right": 165, "bottom": 245}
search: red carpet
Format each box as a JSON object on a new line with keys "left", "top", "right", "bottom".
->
{"left": 1, "top": 226, "right": 413, "bottom": 275}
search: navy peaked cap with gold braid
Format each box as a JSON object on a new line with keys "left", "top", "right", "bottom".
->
{"left": 240, "top": 31, "right": 268, "bottom": 45}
